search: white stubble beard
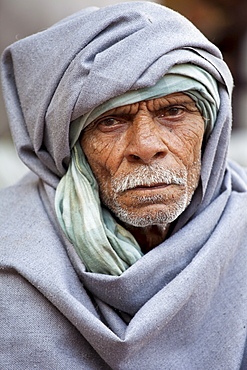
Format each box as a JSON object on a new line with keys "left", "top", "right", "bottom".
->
{"left": 97, "top": 162, "right": 201, "bottom": 228}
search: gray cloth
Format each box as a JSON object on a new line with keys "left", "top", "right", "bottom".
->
{"left": 1, "top": 2, "right": 247, "bottom": 369}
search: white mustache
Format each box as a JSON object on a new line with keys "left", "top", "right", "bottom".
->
{"left": 112, "top": 165, "right": 187, "bottom": 193}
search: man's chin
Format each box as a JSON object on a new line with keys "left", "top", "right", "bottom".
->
{"left": 101, "top": 185, "right": 192, "bottom": 228}
{"left": 108, "top": 202, "right": 188, "bottom": 228}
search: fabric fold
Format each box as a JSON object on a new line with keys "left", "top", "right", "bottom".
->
{"left": 1, "top": 2, "right": 247, "bottom": 369}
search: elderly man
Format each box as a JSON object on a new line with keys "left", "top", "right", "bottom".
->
{"left": 1, "top": 2, "right": 247, "bottom": 369}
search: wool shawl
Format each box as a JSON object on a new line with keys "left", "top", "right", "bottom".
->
{"left": 1, "top": 2, "right": 247, "bottom": 369}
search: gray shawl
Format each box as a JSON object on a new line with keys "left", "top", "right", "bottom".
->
{"left": 1, "top": 2, "right": 247, "bottom": 369}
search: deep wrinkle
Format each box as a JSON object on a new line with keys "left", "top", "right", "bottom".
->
{"left": 93, "top": 94, "right": 198, "bottom": 119}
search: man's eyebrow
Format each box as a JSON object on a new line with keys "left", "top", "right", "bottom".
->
{"left": 96, "top": 105, "right": 139, "bottom": 117}
{"left": 94, "top": 97, "right": 199, "bottom": 120}
{"left": 150, "top": 99, "right": 199, "bottom": 113}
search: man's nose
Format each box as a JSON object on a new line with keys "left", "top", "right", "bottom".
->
{"left": 124, "top": 118, "right": 169, "bottom": 164}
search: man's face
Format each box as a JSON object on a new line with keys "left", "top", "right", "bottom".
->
{"left": 80, "top": 93, "right": 204, "bottom": 228}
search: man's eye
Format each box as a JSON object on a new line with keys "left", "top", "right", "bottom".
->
{"left": 168, "top": 107, "right": 183, "bottom": 116}
{"left": 95, "top": 116, "right": 126, "bottom": 132}
{"left": 160, "top": 106, "right": 184, "bottom": 117}
{"left": 98, "top": 118, "right": 120, "bottom": 127}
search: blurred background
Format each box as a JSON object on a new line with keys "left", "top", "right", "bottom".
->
{"left": 1, "top": 0, "right": 247, "bottom": 188}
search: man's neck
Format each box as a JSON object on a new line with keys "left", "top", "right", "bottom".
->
{"left": 123, "top": 223, "right": 170, "bottom": 254}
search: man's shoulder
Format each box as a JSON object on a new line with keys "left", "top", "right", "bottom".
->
{"left": 227, "top": 159, "right": 247, "bottom": 190}
{"left": 0, "top": 173, "right": 55, "bottom": 259}
{"left": 0, "top": 173, "right": 40, "bottom": 222}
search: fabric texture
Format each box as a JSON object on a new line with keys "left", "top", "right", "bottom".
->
{"left": 57, "top": 63, "right": 220, "bottom": 275}
{"left": 1, "top": 2, "right": 247, "bottom": 369}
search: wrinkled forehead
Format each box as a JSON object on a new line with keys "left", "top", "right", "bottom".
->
{"left": 70, "top": 64, "right": 220, "bottom": 147}
{"left": 94, "top": 92, "right": 197, "bottom": 116}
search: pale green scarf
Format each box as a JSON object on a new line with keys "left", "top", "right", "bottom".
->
{"left": 55, "top": 64, "right": 219, "bottom": 275}
{"left": 55, "top": 141, "right": 142, "bottom": 275}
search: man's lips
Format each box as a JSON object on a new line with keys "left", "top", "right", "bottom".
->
{"left": 125, "top": 182, "right": 171, "bottom": 191}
